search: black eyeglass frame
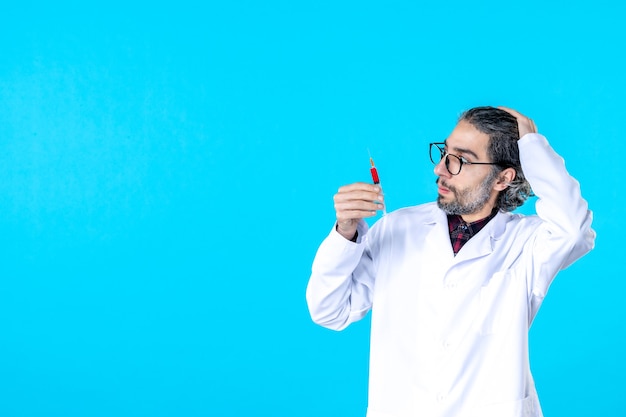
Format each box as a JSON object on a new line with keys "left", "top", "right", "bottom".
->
{"left": 429, "top": 142, "right": 508, "bottom": 176}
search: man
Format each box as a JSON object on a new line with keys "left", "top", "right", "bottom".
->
{"left": 306, "top": 106, "right": 595, "bottom": 417}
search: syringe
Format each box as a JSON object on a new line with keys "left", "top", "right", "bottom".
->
{"left": 368, "top": 151, "right": 387, "bottom": 216}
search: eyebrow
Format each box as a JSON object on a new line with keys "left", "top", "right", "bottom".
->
{"left": 444, "top": 142, "right": 480, "bottom": 160}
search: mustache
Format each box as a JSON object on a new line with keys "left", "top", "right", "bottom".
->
{"left": 436, "top": 178, "right": 456, "bottom": 192}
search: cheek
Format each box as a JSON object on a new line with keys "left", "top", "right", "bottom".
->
{"left": 454, "top": 181, "right": 481, "bottom": 201}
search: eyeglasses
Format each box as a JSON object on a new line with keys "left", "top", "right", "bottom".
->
{"left": 429, "top": 142, "right": 505, "bottom": 176}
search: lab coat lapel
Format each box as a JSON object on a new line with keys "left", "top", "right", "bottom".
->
{"left": 423, "top": 206, "right": 455, "bottom": 270}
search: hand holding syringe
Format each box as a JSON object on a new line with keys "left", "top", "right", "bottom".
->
{"left": 368, "top": 150, "right": 387, "bottom": 216}
{"left": 333, "top": 153, "right": 387, "bottom": 240}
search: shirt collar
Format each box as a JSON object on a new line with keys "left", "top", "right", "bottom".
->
{"left": 447, "top": 209, "right": 499, "bottom": 255}
{"left": 447, "top": 209, "right": 499, "bottom": 236}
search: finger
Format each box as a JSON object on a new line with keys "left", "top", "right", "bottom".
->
{"left": 338, "top": 182, "right": 381, "bottom": 194}
{"left": 334, "top": 190, "right": 384, "bottom": 205}
{"left": 498, "top": 106, "right": 533, "bottom": 125}
{"left": 335, "top": 199, "right": 384, "bottom": 214}
{"left": 498, "top": 106, "right": 530, "bottom": 122}
{"left": 336, "top": 202, "right": 384, "bottom": 220}
{"left": 337, "top": 209, "right": 379, "bottom": 221}
{"left": 498, "top": 106, "right": 536, "bottom": 136}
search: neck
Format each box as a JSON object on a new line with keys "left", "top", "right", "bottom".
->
{"left": 460, "top": 205, "right": 497, "bottom": 223}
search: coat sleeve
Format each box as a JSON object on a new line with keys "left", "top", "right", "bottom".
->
{"left": 518, "top": 133, "right": 596, "bottom": 302}
{"left": 306, "top": 220, "right": 376, "bottom": 331}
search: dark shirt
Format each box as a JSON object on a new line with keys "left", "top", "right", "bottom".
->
{"left": 447, "top": 210, "right": 498, "bottom": 255}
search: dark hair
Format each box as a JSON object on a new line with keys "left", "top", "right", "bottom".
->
{"left": 459, "top": 106, "right": 532, "bottom": 212}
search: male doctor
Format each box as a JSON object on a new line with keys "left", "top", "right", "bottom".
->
{"left": 306, "top": 106, "right": 595, "bottom": 417}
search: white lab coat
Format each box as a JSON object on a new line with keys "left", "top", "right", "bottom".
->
{"left": 306, "top": 134, "right": 595, "bottom": 417}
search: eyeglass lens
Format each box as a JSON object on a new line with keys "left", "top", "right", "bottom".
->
{"left": 430, "top": 144, "right": 462, "bottom": 175}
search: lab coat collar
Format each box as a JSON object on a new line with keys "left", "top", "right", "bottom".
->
{"left": 423, "top": 205, "right": 508, "bottom": 264}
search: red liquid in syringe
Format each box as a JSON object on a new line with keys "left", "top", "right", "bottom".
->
{"left": 369, "top": 155, "right": 386, "bottom": 215}
{"left": 370, "top": 158, "right": 380, "bottom": 184}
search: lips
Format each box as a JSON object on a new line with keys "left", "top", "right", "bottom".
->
{"left": 437, "top": 179, "right": 451, "bottom": 194}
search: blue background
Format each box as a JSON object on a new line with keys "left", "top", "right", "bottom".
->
{"left": 0, "top": 1, "right": 623, "bottom": 416}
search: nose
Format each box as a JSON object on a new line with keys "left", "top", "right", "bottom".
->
{"left": 434, "top": 156, "right": 450, "bottom": 178}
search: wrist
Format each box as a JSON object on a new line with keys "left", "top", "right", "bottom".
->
{"left": 336, "top": 223, "right": 358, "bottom": 241}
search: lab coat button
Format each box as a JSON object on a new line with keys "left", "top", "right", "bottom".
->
{"left": 437, "top": 394, "right": 447, "bottom": 402}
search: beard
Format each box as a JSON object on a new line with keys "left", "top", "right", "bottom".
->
{"left": 436, "top": 169, "right": 498, "bottom": 215}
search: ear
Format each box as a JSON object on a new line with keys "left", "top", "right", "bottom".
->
{"left": 493, "top": 167, "right": 516, "bottom": 191}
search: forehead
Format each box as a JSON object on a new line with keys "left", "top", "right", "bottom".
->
{"left": 445, "top": 120, "right": 490, "bottom": 158}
